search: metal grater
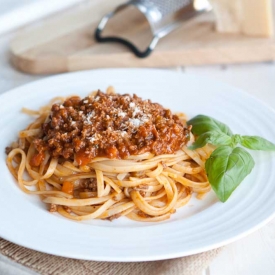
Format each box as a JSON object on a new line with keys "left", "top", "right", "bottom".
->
{"left": 95, "top": 0, "right": 211, "bottom": 58}
{"left": 139, "top": 0, "right": 193, "bottom": 16}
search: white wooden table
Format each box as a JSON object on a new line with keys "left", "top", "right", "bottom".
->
{"left": 1, "top": 26, "right": 275, "bottom": 275}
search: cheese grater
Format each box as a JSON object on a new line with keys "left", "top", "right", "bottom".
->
{"left": 95, "top": 0, "right": 211, "bottom": 58}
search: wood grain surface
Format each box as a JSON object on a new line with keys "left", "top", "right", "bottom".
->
{"left": 10, "top": 0, "right": 275, "bottom": 74}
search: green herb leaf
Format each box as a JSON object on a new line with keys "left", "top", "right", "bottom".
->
{"left": 232, "top": 134, "right": 242, "bottom": 147}
{"left": 205, "top": 146, "right": 255, "bottom": 202}
{"left": 188, "top": 131, "right": 232, "bottom": 150}
{"left": 240, "top": 136, "right": 275, "bottom": 151}
{"left": 187, "top": 115, "right": 233, "bottom": 136}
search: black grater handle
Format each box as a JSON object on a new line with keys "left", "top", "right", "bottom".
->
{"left": 94, "top": 12, "right": 159, "bottom": 58}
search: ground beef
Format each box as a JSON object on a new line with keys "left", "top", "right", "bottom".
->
{"left": 32, "top": 91, "right": 190, "bottom": 165}
{"left": 5, "top": 147, "right": 13, "bottom": 155}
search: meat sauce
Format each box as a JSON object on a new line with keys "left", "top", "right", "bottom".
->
{"left": 33, "top": 91, "right": 190, "bottom": 166}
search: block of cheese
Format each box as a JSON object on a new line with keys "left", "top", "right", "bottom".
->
{"left": 209, "top": 0, "right": 274, "bottom": 37}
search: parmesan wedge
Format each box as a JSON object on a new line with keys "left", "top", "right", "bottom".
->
{"left": 209, "top": 0, "right": 274, "bottom": 37}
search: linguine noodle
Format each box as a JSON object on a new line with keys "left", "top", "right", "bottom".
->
{"left": 6, "top": 88, "right": 213, "bottom": 222}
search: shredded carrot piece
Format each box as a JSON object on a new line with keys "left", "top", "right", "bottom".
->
{"left": 62, "top": 181, "right": 74, "bottom": 195}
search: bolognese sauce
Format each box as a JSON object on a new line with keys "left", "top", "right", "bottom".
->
{"left": 32, "top": 91, "right": 190, "bottom": 166}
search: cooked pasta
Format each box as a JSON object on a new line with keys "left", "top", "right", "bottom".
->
{"left": 6, "top": 88, "right": 213, "bottom": 222}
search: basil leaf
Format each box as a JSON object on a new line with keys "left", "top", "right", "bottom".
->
{"left": 205, "top": 146, "right": 255, "bottom": 202}
{"left": 187, "top": 115, "right": 233, "bottom": 136}
{"left": 231, "top": 134, "right": 242, "bottom": 147}
{"left": 189, "top": 131, "right": 232, "bottom": 150}
{"left": 241, "top": 136, "right": 275, "bottom": 151}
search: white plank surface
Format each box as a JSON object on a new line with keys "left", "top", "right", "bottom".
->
{"left": 0, "top": 0, "right": 86, "bottom": 35}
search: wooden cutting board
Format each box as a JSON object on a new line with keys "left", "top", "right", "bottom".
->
{"left": 10, "top": 0, "right": 275, "bottom": 75}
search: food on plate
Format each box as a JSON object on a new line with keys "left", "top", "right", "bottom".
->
{"left": 187, "top": 114, "right": 275, "bottom": 202}
{"left": 6, "top": 87, "right": 213, "bottom": 222}
{"left": 6, "top": 87, "right": 275, "bottom": 222}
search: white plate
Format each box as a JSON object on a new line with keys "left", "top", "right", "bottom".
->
{"left": 1, "top": 69, "right": 275, "bottom": 261}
